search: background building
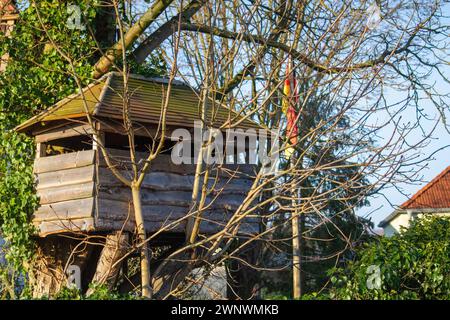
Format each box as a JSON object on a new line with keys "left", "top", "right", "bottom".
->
{"left": 379, "top": 166, "right": 450, "bottom": 236}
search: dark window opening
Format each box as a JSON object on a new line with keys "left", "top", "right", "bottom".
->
{"left": 104, "top": 132, "right": 177, "bottom": 154}
{"left": 44, "top": 135, "right": 93, "bottom": 156}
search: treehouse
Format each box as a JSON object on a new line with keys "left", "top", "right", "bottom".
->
{"left": 16, "top": 72, "right": 261, "bottom": 239}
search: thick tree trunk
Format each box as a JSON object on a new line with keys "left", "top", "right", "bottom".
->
{"left": 132, "top": 0, "right": 206, "bottom": 64}
{"left": 93, "top": 0, "right": 173, "bottom": 78}
{"left": 31, "top": 236, "right": 93, "bottom": 298}
{"left": 93, "top": 0, "right": 116, "bottom": 62}
{"left": 86, "top": 231, "right": 129, "bottom": 295}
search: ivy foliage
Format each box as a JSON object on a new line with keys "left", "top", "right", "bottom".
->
{"left": 0, "top": 0, "right": 98, "bottom": 272}
{"left": 329, "top": 216, "right": 450, "bottom": 299}
{"left": 0, "top": 0, "right": 166, "bottom": 278}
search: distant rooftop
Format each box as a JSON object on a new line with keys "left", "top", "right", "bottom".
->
{"left": 0, "top": 0, "right": 17, "bottom": 17}
{"left": 400, "top": 166, "right": 450, "bottom": 210}
{"left": 379, "top": 166, "right": 450, "bottom": 227}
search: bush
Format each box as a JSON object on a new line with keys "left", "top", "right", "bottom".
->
{"left": 329, "top": 215, "right": 450, "bottom": 299}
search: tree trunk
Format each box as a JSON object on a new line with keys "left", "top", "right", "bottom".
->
{"left": 93, "top": 0, "right": 116, "bottom": 62}
{"left": 93, "top": 0, "right": 173, "bottom": 78}
{"left": 86, "top": 231, "right": 129, "bottom": 295}
{"left": 131, "top": 185, "right": 152, "bottom": 299}
{"left": 31, "top": 236, "right": 93, "bottom": 298}
{"left": 292, "top": 211, "right": 303, "bottom": 298}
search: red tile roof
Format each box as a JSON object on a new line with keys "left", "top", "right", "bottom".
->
{"left": 401, "top": 166, "right": 450, "bottom": 209}
{"left": 0, "top": 1, "right": 16, "bottom": 14}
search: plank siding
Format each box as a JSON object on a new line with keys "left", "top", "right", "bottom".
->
{"left": 33, "top": 197, "right": 95, "bottom": 222}
{"left": 98, "top": 188, "right": 244, "bottom": 209}
{"left": 95, "top": 199, "right": 256, "bottom": 234}
{"left": 98, "top": 167, "right": 253, "bottom": 193}
{"left": 32, "top": 147, "right": 259, "bottom": 236}
{"left": 98, "top": 148, "right": 256, "bottom": 177}
{"left": 38, "top": 182, "right": 94, "bottom": 204}
{"left": 34, "top": 150, "right": 95, "bottom": 174}
{"left": 36, "top": 165, "right": 95, "bottom": 190}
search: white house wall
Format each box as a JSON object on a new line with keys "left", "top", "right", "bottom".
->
{"left": 384, "top": 211, "right": 450, "bottom": 237}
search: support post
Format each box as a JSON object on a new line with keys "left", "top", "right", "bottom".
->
{"left": 290, "top": 161, "right": 303, "bottom": 299}
{"left": 86, "top": 231, "right": 129, "bottom": 295}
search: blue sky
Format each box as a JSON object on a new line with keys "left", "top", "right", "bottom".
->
{"left": 357, "top": 69, "right": 450, "bottom": 227}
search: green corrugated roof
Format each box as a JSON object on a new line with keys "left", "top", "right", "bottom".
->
{"left": 15, "top": 72, "right": 261, "bottom": 133}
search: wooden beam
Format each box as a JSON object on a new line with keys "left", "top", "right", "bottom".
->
{"left": 36, "top": 217, "right": 96, "bottom": 237}
{"left": 34, "top": 150, "right": 95, "bottom": 174}
{"left": 36, "top": 142, "right": 47, "bottom": 159}
{"left": 33, "top": 197, "right": 95, "bottom": 222}
{"left": 35, "top": 124, "right": 94, "bottom": 143}
{"left": 36, "top": 165, "right": 95, "bottom": 190}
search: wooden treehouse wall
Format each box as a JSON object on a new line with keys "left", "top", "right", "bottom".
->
{"left": 33, "top": 147, "right": 259, "bottom": 237}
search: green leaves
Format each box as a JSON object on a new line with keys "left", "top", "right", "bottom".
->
{"left": 0, "top": 1, "right": 169, "bottom": 298}
{"left": 0, "top": 0, "right": 96, "bottom": 283}
{"left": 0, "top": 130, "right": 37, "bottom": 271}
{"left": 329, "top": 216, "right": 450, "bottom": 300}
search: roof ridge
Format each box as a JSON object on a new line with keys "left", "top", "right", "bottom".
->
{"left": 15, "top": 72, "right": 263, "bottom": 133}
{"left": 400, "top": 165, "right": 450, "bottom": 209}
{"left": 108, "top": 71, "right": 189, "bottom": 87}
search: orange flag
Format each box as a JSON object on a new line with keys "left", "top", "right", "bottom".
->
{"left": 282, "top": 60, "right": 299, "bottom": 159}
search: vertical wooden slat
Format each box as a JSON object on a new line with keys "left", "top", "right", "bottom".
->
{"left": 36, "top": 142, "right": 47, "bottom": 158}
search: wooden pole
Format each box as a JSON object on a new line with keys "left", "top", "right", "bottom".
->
{"left": 290, "top": 160, "right": 303, "bottom": 299}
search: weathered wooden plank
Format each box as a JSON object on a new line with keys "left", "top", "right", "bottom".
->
{"left": 35, "top": 124, "right": 94, "bottom": 143}
{"left": 98, "top": 187, "right": 244, "bottom": 209}
{"left": 97, "top": 198, "right": 189, "bottom": 222}
{"left": 36, "top": 165, "right": 95, "bottom": 190}
{"left": 31, "top": 120, "right": 75, "bottom": 136}
{"left": 96, "top": 198, "right": 258, "bottom": 234}
{"left": 35, "top": 212, "right": 258, "bottom": 236}
{"left": 33, "top": 197, "right": 95, "bottom": 222}
{"left": 98, "top": 150, "right": 196, "bottom": 175}
{"left": 98, "top": 148, "right": 256, "bottom": 176}
{"left": 97, "top": 198, "right": 246, "bottom": 223}
{"left": 38, "top": 182, "right": 95, "bottom": 205}
{"left": 96, "top": 119, "right": 161, "bottom": 138}
{"left": 94, "top": 216, "right": 259, "bottom": 235}
{"left": 94, "top": 218, "right": 186, "bottom": 233}
{"left": 98, "top": 167, "right": 253, "bottom": 193}
{"left": 34, "top": 150, "right": 95, "bottom": 174}
{"left": 36, "top": 218, "right": 96, "bottom": 237}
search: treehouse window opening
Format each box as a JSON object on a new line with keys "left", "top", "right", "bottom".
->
{"left": 43, "top": 135, "right": 93, "bottom": 156}
{"left": 103, "top": 132, "right": 177, "bottom": 154}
